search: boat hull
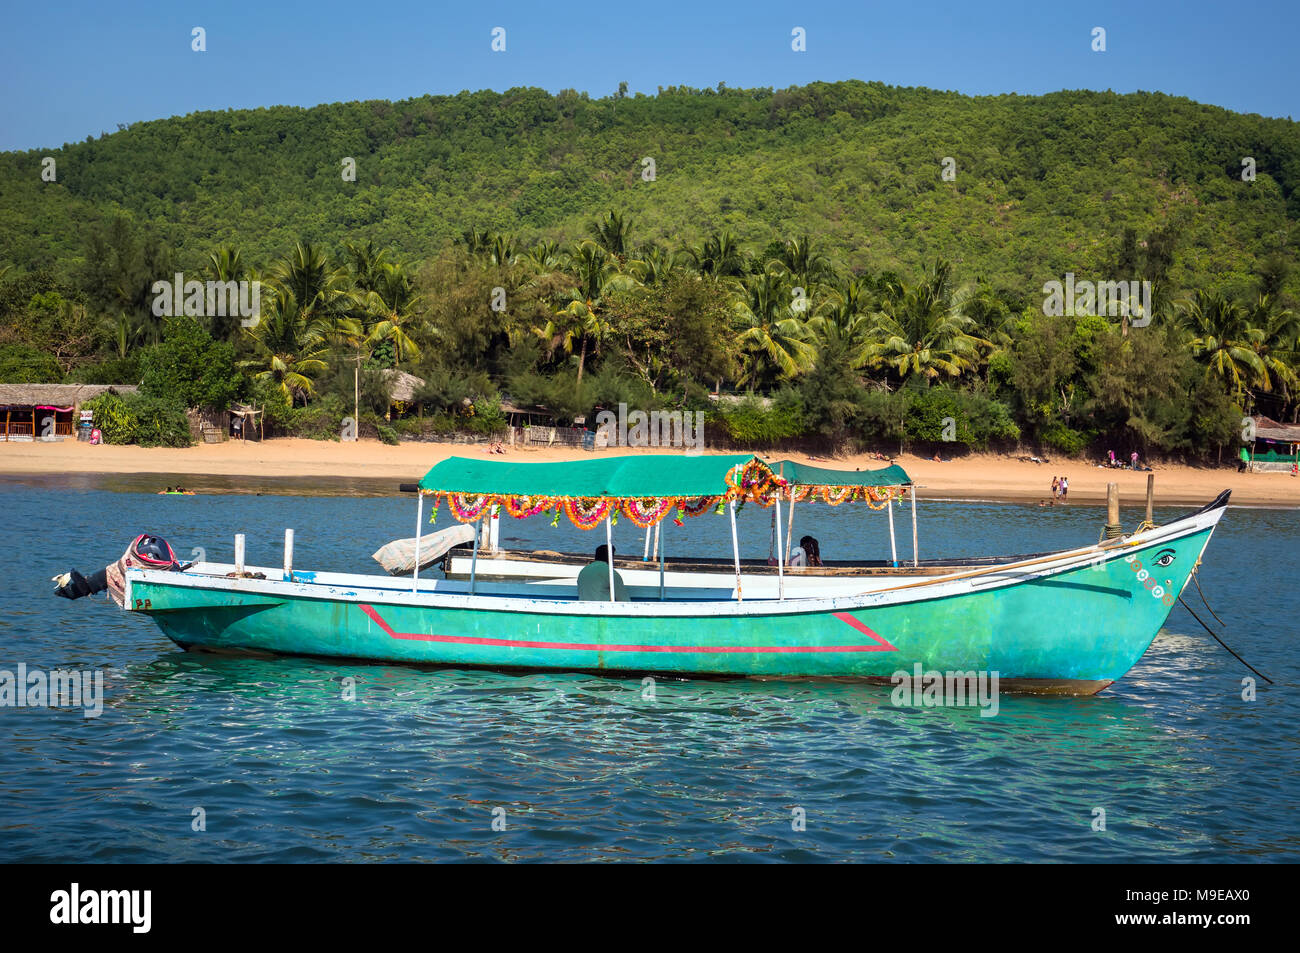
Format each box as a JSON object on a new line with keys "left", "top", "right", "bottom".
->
{"left": 123, "top": 504, "right": 1223, "bottom": 693}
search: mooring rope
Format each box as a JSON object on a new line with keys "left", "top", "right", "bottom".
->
{"left": 1191, "top": 569, "right": 1227, "bottom": 628}
{"left": 1176, "top": 591, "right": 1273, "bottom": 685}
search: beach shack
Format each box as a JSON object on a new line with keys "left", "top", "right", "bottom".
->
{"left": 0, "top": 383, "right": 139, "bottom": 441}
{"left": 381, "top": 369, "right": 426, "bottom": 421}
{"left": 1247, "top": 416, "right": 1300, "bottom": 472}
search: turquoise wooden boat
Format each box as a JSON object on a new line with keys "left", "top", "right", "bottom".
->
{"left": 114, "top": 455, "right": 1231, "bottom": 695}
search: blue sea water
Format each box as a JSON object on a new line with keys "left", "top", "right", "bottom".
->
{"left": 0, "top": 475, "right": 1296, "bottom": 862}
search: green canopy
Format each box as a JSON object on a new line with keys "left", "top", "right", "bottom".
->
{"left": 419, "top": 453, "right": 761, "bottom": 499}
{"left": 420, "top": 454, "right": 911, "bottom": 499}
{"left": 770, "top": 460, "right": 912, "bottom": 488}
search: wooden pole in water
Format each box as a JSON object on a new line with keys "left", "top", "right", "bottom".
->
{"left": 887, "top": 495, "right": 898, "bottom": 567}
{"left": 1104, "top": 482, "right": 1123, "bottom": 539}
{"left": 234, "top": 533, "right": 245, "bottom": 576}
{"left": 283, "top": 528, "right": 294, "bottom": 582}
{"left": 728, "top": 500, "right": 743, "bottom": 602}
{"left": 412, "top": 492, "right": 423, "bottom": 592}
{"left": 606, "top": 514, "right": 615, "bottom": 603}
{"left": 1145, "top": 473, "right": 1155, "bottom": 527}
{"left": 910, "top": 486, "right": 919, "bottom": 568}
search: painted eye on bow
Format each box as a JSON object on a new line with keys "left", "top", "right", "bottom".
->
{"left": 1153, "top": 549, "right": 1176, "bottom": 568}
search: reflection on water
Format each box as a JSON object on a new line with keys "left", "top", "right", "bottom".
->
{"left": 0, "top": 479, "right": 1296, "bottom": 861}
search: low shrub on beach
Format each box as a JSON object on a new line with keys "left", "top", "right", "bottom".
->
{"left": 82, "top": 392, "right": 191, "bottom": 447}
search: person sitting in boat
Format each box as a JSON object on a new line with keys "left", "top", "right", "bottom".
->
{"left": 577, "top": 544, "right": 630, "bottom": 601}
{"left": 788, "top": 535, "right": 822, "bottom": 568}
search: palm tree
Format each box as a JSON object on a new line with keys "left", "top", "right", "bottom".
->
{"left": 808, "top": 276, "right": 875, "bottom": 370}
{"left": 865, "top": 260, "right": 988, "bottom": 381}
{"left": 268, "top": 242, "right": 362, "bottom": 344}
{"left": 538, "top": 241, "right": 637, "bottom": 384}
{"left": 630, "top": 244, "right": 682, "bottom": 286}
{"left": 239, "top": 288, "right": 331, "bottom": 405}
{"left": 688, "top": 230, "right": 748, "bottom": 278}
{"left": 1246, "top": 294, "right": 1299, "bottom": 402}
{"left": 587, "top": 210, "right": 634, "bottom": 261}
{"left": 769, "top": 234, "right": 835, "bottom": 293}
{"left": 1177, "top": 290, "right": 1267, "bottom": 403}
{"left": 525, "top": 240, "right": 563, "bottom": 272}
{"left": 731, "top": 268, "right": 817, "bottom": 387}
{"left": 362, "top": 262, "right": 424, "bottom": 367}
{"left": 202, "top": 245, "right": 249, "bottom": 339}
{"left": 110, "top": 311, "right": 145, "bottom": 360}
{"left": 343, "top": 239, "right": 392, "bottom": 293}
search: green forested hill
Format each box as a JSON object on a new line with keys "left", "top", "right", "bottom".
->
{"left": 2, "top": 80, "right": 1297, "bottom": 296}
{"left": 2, "top": 81, "right": 1298, "bottom": 460}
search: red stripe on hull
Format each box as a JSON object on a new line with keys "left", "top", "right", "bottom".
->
{"left": 358, "top": 604, "right": 898, "bottom": 654}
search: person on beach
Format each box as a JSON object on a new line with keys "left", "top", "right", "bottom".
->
{"left": 1051, "top": 476, "right": 1060, "bottom": 499}
{"left": 1131, "top": 450, "right": 1139, "bottom": 470}
{"left": 1108, "top": 449, "right": 1117, "bottom": 468}
{"left": 1060, "top": 476, "right": 1069, "bottom": 501}
{"left": 577, "top": 544, "right": 629, "bottom": 601}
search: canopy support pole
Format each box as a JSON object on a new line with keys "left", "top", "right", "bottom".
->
{"left": 658, "top": 521, "right": 666, "bottom": 601}
{"left": 910, "top": 486, "right": 919, "bottom": 568}
{"left": 728, "top": 500, "right": 743, "bottom": 602}
{"left": 643, "top": 524, "right": 651, "bottom": 561}
{"left": 785, "top": 494, "right": 796, "bottom": 564}
{"left": 775, "top": 493, "right": 786, "bottom": 601}
{"left": 412, "top": 492, "right": 424, "bottom": 593}
{"left": 469, "top": 522, "right": 480, "bottom": 595}
{"left": 606, "top": 515, "right": 615, "bottom": 603}
{"left": 770, "top": 462, "right": 781, "bottom": 562}
{"left": 888, "top": 494, "right": 898, "bottom": 568}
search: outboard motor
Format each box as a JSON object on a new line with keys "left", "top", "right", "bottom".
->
{"left": 53, "top": 534, "right": 185, "bottom": 607}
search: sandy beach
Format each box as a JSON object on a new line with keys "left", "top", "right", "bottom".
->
{"left": 2, "top": 437, "right": 1296, "bottom": 507}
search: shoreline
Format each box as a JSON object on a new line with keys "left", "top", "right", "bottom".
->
{"left": 2, "top": 437, "right": 1297, "bottom": 507}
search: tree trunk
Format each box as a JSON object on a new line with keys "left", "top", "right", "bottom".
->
{"left": 576, "top": 337, "right": 587, "bottom": 386}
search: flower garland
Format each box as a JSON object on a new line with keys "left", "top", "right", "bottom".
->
{"left": 819, "top": 485, "right": 856, "bottom": 506}
{"left": 679, "top": 496, "right": 719, "bottom": 518}
{"left": 860, "top": 486, "right": 900, "bottom": 510}
{"left": 504, "top": 495, "right": 551, "bottom": 519}
{"left": 724, "top": 459, "right": 783, "bottom": 502}
{"left": 446, "top": 492, "right": 493, "bottom": 522}
{"left": 563, "top": 496, "right": 613, "bottom": 530}
{"left": 622, "top": 497, "right": 677, "bottom": 529}
{"left": 425, "top": 480, "right": 909, "bottom": 527}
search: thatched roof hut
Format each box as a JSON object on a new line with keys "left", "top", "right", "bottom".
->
{"left": 0, "top": 383, "right": 138, "bottom": 406}
{"left": 381, "top": 369, "right": 425, "bottom": 404}
{"left": 0, "top": 383, "right": 139, "bottom": 439}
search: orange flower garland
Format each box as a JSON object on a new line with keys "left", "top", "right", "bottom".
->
{"left": 563, "top": 497, "right": 613, "bottom": 530}
{"left": 622, "top": 497, "right": 677, "bottom": 529}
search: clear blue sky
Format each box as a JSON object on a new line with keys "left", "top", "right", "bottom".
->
{"left": 1, "top": 0, "right": 1296, "bottom": 152}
